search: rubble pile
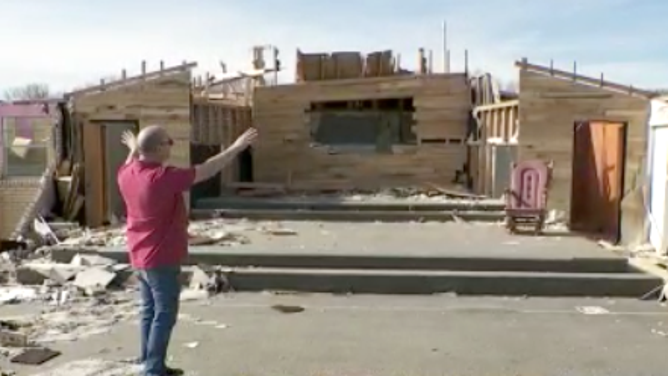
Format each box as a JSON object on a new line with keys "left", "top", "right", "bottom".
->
{"left": 0, "top": 247, "right": 232, "bottom": 371}
{"left": 49, "top": 218, "right": 255, "bottom": 248}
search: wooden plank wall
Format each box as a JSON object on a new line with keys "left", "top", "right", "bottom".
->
{"left": 296, "top": 50, "right": 395, "bottom": 82}
{"left": 252, "top": 73, "right": 471, "bottom": 189}
{"left": 190, "top": 99, "right": 252, "bottom": 184}
{"left": 518, "top": 69, "right": 650, "bottom": 242}
{"left": 72, "top": 70, "right": 192, "bottom": 226}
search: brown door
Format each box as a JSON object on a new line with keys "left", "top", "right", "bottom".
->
{"left": 83, "top": 123, "right": 105, "bottom": 228}
{"left": 570, "top": 120, "right": 626, "bottom": 241}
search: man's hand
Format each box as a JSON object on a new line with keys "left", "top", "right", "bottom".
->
{"left": 121, "top": 131, "right": 139, "bottom": 164}
{"left": 194, "top": 128, "right": 259, "bottom": 184}
{"left": 121, "top": 131, "right": 138, "bottom": 152}
{"left": 230, "top": 128, "right": 258, "bottom": 150}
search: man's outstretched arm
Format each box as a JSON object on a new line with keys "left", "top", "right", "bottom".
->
{"left": 194, "top": 128, "right": 258, "bottom": 184}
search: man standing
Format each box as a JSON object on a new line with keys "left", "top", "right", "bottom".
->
{"left": 118, "top": 125, "right": 258, "bottom": 376}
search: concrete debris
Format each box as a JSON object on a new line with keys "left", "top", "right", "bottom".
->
{"left": 261, "top": 226, "right": 298, "bottom": 236}
{"left": 597, "top": 240, "right": 626, "bottom": 252}
{"left": 576, "top": 306, "right": 610, "bottom": 315}
{"left": 0, "top": 286, "right": 38, "bottom": 304}
{"left": 29, "top": 358, "right": 142, "bottom": 376}
{"left": 0, "top": 329, "right": 28, "bottom": 347}
{"left": 271, "top": 304, "right": 305, "bottom": 314}
{"left": 70, "top": 254, "right": 116, "bottom": 267}
{"left": 179, "top": 289, "right": 210, "bottom": 302}
{"left": 184, "top": 341, "right": 199, "bottom": 349}
{"left": 72, "top": 268, "right": 117, "bottom": 294}
{"left": 180, "top": 265, "right": 231, "bottom": 301}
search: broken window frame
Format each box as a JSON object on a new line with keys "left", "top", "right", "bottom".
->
{"left": 0, "top": 116, "right": 51, "bottom": 178}
{"left": 307, "top": 97, "right": 417, "bottom": 152}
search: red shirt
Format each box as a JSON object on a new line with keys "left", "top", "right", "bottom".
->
{"left": 117, "top": 160, "right": 196, "bottom": 269}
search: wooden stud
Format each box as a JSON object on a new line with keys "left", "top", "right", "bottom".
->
{"left": 428, "top": 50, "right": 433, "bottom": 74}
{"left": 464, "top": 49, "right": 469, "bottom": 77}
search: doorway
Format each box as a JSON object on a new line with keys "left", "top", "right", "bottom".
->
{"left": 83, "top": 120, "right": 138, "bottom": 227}
{"left": 237, "top": 146, "right": 254, "bottom": 182}
{"left": 570, "top": 120, "right": 626, "bottom": 242}
{"left": 190, "top": 144, "right": 222, "bottom": 204}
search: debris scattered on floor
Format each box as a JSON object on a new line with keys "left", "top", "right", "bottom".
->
{"left": 29, "top": 358, "right": 142, "bottom": 376}
{"left": 271, "top": 304, "right": 305, "bottom": 314}
{"left": 262, "top": 227, "right": 298, "bottom": 236}
{"left": 184, "top": 341, "right": 199, "bottom": 349}
{"left": 651, "top": 328, "right": 668, "bottom": 337}
{"left": 180, "top": 264, "right": 232, "bottom": 302}
{"left": 10, "top": 347, "right": 60, "bottom": 365}
{"left": 0, "top": 286, "right": 38, "bottom": 305}
{"left": 576, "top": 306, "right": 610, "bottom": 315}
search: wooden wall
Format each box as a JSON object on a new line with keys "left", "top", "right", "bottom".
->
{"left": 72, "top": 70, "right": 192, "bottom": 227}
{"left": 518, "top": 69, "right": 650, "bottom": 241}
{"left": 190, "top": 98, "right": 252, "bottom": 185}
{"left": 252, "top": 73, "right": 471, "bottom": 189}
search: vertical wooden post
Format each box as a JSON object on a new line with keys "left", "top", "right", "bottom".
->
{"left": 141, "top": 60, "right": 147, "bottom": 78}
{"left": 464, "top": 49, "right": 469, "bottom": 77}
{"left": 572, "top": 61, "right": 577, "bottom": 80}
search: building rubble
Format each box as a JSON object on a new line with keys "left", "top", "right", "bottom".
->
{"left": 0, "top": 218, "right": 270, "bottom": 370}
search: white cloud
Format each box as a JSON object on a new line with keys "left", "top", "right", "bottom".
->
{"left": 0, "top": 0, "right": 665, "bottom": 94}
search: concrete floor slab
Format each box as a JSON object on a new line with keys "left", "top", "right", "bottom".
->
{"left": 59, "top": 221, "right": 620, "bottom": 260}
{"left": 4, "top": 294, "right": 668, "bottom": 376}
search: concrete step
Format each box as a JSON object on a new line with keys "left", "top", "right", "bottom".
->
{"left": 51, "top": 248, "right": 633, "bottom": 274}
{"left": 191, "top": 209, "right": 505, "bottom": 223}
{"left": 194, "top": 197, "right": 506, "bottom": 212}
{"left": 222, "top": 268, "right": 660, "bottom": 297}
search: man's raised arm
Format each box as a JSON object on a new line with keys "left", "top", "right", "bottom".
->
{"left": 194, "top": 128, "right": 258, "bottom": 184}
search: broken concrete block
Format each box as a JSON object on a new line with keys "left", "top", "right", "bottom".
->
{"left": 72, "top": 268, "right": 116, "bottom": 291}
{"left": 179, "top": 289, "right": 210, "bottom": 302}
{"left": 15, "top": 267, "right": 48, "bottom": 285}
{"left": 0, "top": 330, "right": 28, "bottom": 347}
{"left": 188, "top": 266, "right": 213, "bottom": 290}
{"left": 70, "top": 254, "right": 116, "bottom": 267}
{"left": 46, "top": 266, "right": 79, "bottom": 285}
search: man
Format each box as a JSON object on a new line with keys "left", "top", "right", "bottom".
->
{"left": 118, "top": 125, "right": 258, "bottom": 376}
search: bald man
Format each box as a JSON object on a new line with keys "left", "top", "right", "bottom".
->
{"left": 118, "top": 125, "right": 258, "bottom": 376}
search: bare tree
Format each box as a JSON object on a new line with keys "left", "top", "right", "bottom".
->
{"left": 3, "top": 83, "right": 51, "bottom": 101}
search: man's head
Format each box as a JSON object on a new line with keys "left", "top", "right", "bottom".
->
{"left": 136, "top": 125, "right": 173, "bottom": 163}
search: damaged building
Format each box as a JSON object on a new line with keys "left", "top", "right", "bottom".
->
{"left": 250, "top": 49, "right": 472, "bottom": 190}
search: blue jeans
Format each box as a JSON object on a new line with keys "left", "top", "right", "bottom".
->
{"left": 136, "top": 266, "right": 181, "bottom": 376}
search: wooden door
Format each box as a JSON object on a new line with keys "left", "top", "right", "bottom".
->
{"left": 570, "top": 120, "right": 626, "bottom": 241}
{"left": 102, "top": 122, "right": 137, "bottom": 222}
{"left": 83, "top": 123, "right": 105, "bottom": 227}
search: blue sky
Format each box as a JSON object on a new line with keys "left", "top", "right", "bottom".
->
{"left": 0, "top": 0, "right": 666, "bottom": 94}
